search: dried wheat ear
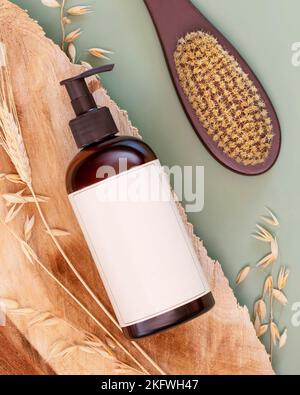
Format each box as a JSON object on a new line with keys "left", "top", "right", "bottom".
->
{"left": 174, "top": 31, "right": 274, "bottom": 166}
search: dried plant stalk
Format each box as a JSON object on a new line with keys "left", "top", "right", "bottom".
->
{"left": 0, "top": 43, "right": 31, "bottom": 184}
{"left": 236, "top": 208, "right": 288, "bottom": 365}
{"left": 0, "top": 216, "right": 149, "bottom": 374}
{"left": 41, "top": 0, "right": 112, "bottom": 63}
{"left": 0, "top": 41, "right": 165, "bottom": 375}
{"left": 2, "top": 298, "right": 142, "bottom": 374}
{"left": 60, "top": 0, "right": 66, "bottom": 50}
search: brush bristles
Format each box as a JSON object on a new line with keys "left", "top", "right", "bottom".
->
{"left": 174, "top": 32, "right": 273, "bottom": 166}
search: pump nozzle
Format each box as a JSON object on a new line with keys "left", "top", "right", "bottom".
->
{"left": 61, "top": 64, "right": 115, "bottom": 116}
{"left": 61, "top": 65, "right": 118, "bottom": 148}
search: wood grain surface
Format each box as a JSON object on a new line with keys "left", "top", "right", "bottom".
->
{"left": 0, "top": 0, "right": 273, "bottom": 375}
{"left": 0, "top": 319, "right": 54, "bottom": 375}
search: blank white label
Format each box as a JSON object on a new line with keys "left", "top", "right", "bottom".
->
{"left": 69, "top": 160, "right": 210, "bottom": 327}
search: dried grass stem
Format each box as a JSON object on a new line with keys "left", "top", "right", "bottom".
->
{"left": 29, "top": 185, "right": 165, "bottom": 375}
{"left": 60, "top": 0, "right": 66, "bottom": 50}
{"left": 0, "top": 41, "right": 165, "bottom": 375}
{"left": 0, "top": 216, "right": 149, "bottom": 374}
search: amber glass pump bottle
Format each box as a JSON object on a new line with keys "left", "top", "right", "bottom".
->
{"left": 61, "top": 65, "right": 214, "bottom": 339}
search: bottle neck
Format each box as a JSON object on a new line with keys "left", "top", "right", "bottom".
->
{"left": 69, "top": 107, "right": 119, "bottom": 149}
{"left": 81, "top": 131, "right": 118, "bottom": 150}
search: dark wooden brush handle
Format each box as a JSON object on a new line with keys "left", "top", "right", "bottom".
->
{"left": 144, "top": 0, "right": 281, "bottom": 175}
{"left": 145, "top": 0, "right": 213, "bottom": 56}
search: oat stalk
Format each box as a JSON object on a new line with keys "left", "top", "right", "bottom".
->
{"left": 27, "top": 185, "right": 165, "bottom": 374}
{"left": 2, "top": 299, "right": 142, "bottom": 375}
{"left": 41, "top": 0, "right": 112, "bottom": 64}
{"left": 0, "top": 41, "right": 165, "bottom": 375}
{"left": 236, "top": 208, "right": 288, "bottom": 365}
{"left": 60, "top": 0, "right": 66, "bottom": 50}
{"left": 0, "top": 216, "right": 149, "bottom": 374}
{"left": 0, "top": 43, "right": 31, "bottom": 185}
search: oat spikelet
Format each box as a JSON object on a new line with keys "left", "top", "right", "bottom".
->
{"left": 5, "top": 203, "right": 24, "bottom": 223}
{"left": 270, "top": 322, "right": 280, "bottom": 345}
{"left": 277, "top": 267, "right": 289, "bottom": 290}
{"left": 256, "top": 252, "right": 275, "bottom": 268}
{"left": 0, "top": 42, "right": 31, "bottom": 185}
{"left": 271, "top": 237, "right": 278, "bottom": 259}
{"left": 256, "top": 237, "right": 278, "bottom": 268}
{"left": 2, "top": 193, "right": 48, "bottom": 204}
{"left": 67, "top": 43, "right": 76, "bottom": 63}
{"left": 279, "top": 329, "right": 288, "bottom": 349}
{"left": 272, "top": 289, "right": 288, "bottom": 306}
{"left": 41, "top": 0, "right": 60, "bottom": 8}
{"left": 67, "top": 6, "right": 93, "bottom": 16}
{"left": 257, "top": 324, "right": 268, "bottom": 338}
{"left": 254, "top": 299, "right": 266, "bottom": 321}
{"left": 254, "top": 314, "right": 261, "bottom": 333}
{"left": 65, "top": 28, "right": 82, "bottom": 43}
{"left": 261, "top": 207, "right": 279, "bottom": 227}
{"left": 63, "top": 17, "right": 72, "bottom": 25}
{"left": 5, "top": 174, "right": 24, "bottom": 184}
{"left": 24, "top": 215, "right": 35, "bottom": 241}
{"left": 88, "top": 48, "right": 114, "bottom": 60}
{"left": 263, "top": 275, "right": 273, "bottom": 297}
{"left": 236, "top": 265, "right": 251, "bottom": 285}
{"left": 254, "top": 224, "right": 274, "bottom": 242}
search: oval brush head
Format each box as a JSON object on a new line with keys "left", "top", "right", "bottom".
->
{"left": 174, "top": 32, "right": 273, "bottom": 167}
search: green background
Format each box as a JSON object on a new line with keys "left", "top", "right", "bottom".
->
{"left": 11, "top": 0, "right": 300, "bottom": 374}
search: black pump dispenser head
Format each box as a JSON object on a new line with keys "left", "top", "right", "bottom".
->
{"left": 60, "top": 65, "right": 118, "bottom": 148}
